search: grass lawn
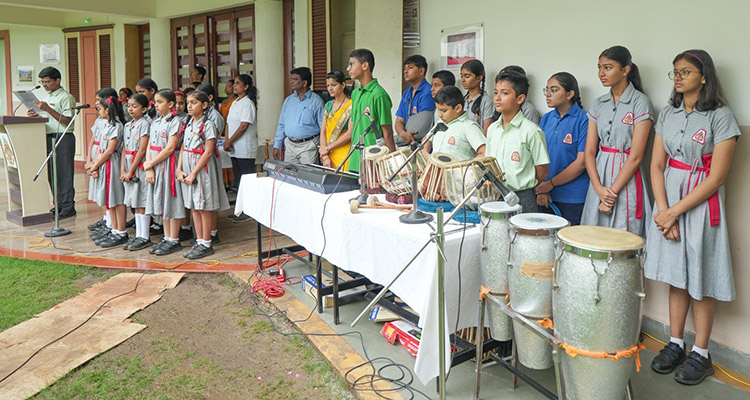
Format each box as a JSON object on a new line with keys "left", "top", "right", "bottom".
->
{"left": 0, "top": 256, "right": 115, "bottom": 331}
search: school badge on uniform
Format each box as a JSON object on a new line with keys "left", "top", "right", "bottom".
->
{"left": 159, "top": 130, "right": 167, "bottom": 138}
{"left": 412, "top": 106, "right": 417, "bottom": 114}
{"left": 691, "top": 129, "right": 707, "bottom": 145}
{"left": 621, "top": 112, "right": 634, "bottom": 125}
{"left": 562, "top": 133, "right": 573, "bottom": 144}
{"left": 448, "top": 136, "right": 456, "bottom": 145}
{"left": 510, "top": 151, "right": 521, "bottom": 162}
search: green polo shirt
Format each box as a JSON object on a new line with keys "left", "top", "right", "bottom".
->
{"left": 485, "top": 111, "right": 549, "bottom": 191}
{"left": 348, "top": 78, "right": 392, "bottom": 172}
{"left": 429, "top": 112, "right": 485, "bottom": 161}
{"left": 43, "top": 87, "right": 76, "bottom": 134}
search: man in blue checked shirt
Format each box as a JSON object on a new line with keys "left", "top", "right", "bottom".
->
{"left": 273, "top": 67, "right": 325, "bottom": 164}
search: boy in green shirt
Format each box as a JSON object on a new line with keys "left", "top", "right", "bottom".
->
{"left": 422, "top": 86, "right": 485, "bottom": 161}
{"left": 485, "top": 71, "right": 549, "bottom": 213}
{"left": 346, "top": 48, "right": 394, "bottom": 173}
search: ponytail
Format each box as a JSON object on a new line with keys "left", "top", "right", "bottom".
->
{"left": 550, "top": 72, "right": 583, "bottom": 109}
{"left": 96, "top": 88, "right": 126, "bottom": 125}
{"left": 599, "top": 45, "right": 643, "bottom": 92}
{"left": 627, "top": 63, "right": 643, "bottom": 92}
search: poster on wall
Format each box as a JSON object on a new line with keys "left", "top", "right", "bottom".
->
{"left": 17, "top": 66, "right": 34, "bottom": 83}
{"left": 39, "top": 44, "right": 60, "bottom": 64}
{"left": 403, "top": 0, "right": 420, "bottom": 48}
{"left": 0, "top": 134, "right": 18, "bottom": 169}
{"left": 440, "top": 24, "right": 484, "bottom": 70}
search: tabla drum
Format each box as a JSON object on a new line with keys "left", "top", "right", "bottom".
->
{"left": 508, "top": 213, "right": 569, "bottom": 369}
{"left": 553, "top": 226, "right": 645, "bottom": 400}
{"left": 363, "top": 145, "right": 389, "bottom": 193}
{"left": 378, "top": 147, "right": 426, "bottom": 196}
{"left": 417, "top": 152, "right": 456, "bottom": 202}
{"left": 479, "top": 201, "right": 522, "bottom": 341}
{"left": 443, "top": 156, "right": 503, "bottom": 211}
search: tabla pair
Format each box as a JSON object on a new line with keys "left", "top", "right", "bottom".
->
{"left": 479, "top": 203, "right": 645, "bottom": 400}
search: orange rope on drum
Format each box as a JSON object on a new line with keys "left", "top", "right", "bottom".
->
{"left": 559, "top": 342, "right": 646, "bottom": 372}
{"left": 479, "top": 285, "right": 492, "bottom": 300}
{"left": 537, "top": 318, "right": 554, "bottom": 330}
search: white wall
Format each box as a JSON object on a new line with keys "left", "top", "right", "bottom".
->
{"left": 148, "top": 18, "right": 172, "bottom": 89}
{"left": 406, "top": 0, "right": 750, "bottom": 355}
{"left": 255, "top": 0, "right": 285, "bottom": 148}
{"left": 0, "top": 25, "right": 67, "bottom": 98}
{"left": 293, "top": 0, "right": 310, "bottom": 68}
{"left": 354, "top": 0, "right": 402, "bottom": 113}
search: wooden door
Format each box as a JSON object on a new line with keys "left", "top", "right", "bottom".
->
{"left": 80, "top": 31, "right": 99, "bottom": 162}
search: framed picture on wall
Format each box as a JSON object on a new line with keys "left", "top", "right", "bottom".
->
{"left": 17, "top": 66, "right": 34, "bottom": 83}
{"left": 440, "top": 23, "right": 483, "bottom": 70}
{"left": 39, "top": 44, "right": 60, "bottom": 64}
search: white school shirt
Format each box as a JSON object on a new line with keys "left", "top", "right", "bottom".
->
{"left": 226, "top": 96, "right": 257, "bottom": 159}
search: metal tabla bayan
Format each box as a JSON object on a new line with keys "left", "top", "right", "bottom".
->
{"left": 553, "top": 226, "right": 645, "bottom": 400}
{"left": 417, "top": 152, "right": 456, "bottom": 201}
{"left": 378, "top": 147, "right": 426, "bottom": 196}
{"left": 508, "top": 213, "right": 569, "bottom": 369}
{"left": 363, "top": 145, "right": 389, "bottom": 193}
{"left": 443, "top": 156, "right": 502, "bottom": 211}
{"left": 479, "top": 201, "right": 522, "bottom": 341}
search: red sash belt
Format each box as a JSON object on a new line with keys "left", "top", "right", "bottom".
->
{"left": 183, "top": 146, "right": 219, "bottom": 173}
{"left": 105, "top": 159, "right": 111, "bottom": 208}
{"left": 125, "top": 150, "right": 144, "bottom": 170}
{"left": 149, "top": 145, "right": 177, "bottom": 197}
{"left": 600, "top": 146, "right": 644, "bottom": 220}
{"left": 668, "top": 155, "right": 720, "bottom": 226}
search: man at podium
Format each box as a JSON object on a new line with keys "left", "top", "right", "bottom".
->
{"left": 27, "top": 67, "right": 77, "bottom": 219}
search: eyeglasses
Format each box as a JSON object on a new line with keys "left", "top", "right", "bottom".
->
{"left": 668, "top": 70, "right": 693, "bottom": 80}
{"left": 543, "top": 87, "right": 560, "bottom": 96}
{"left": 39, "top": 79, "right": 53, "bottom": 85}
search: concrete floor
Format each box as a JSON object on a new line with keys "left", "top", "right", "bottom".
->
{"left": 279, "top": 258, "right": 750, "bottom": 400}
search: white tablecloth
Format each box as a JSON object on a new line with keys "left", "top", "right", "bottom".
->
{"left": 236, "top": 174, "right": 483, "bottom": 384}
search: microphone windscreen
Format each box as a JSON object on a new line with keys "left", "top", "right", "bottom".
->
{"left": 504, "top": 191, "right": 520, "bottom": 207}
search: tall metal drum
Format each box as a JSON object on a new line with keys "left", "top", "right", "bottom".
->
{"left": 479, "top": 201, "right": 522, "bottom": 341}
{"left": 508, "top": 213, "right": 569, "bottom": 369}
{"left": 553, "top": 226, "right": 645, "bottom": 400}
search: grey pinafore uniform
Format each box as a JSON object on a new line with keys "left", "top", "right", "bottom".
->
{"left": 122, "top": 117, "right": 150, "bottom": 208}
{"left": 145, "top": 114, "right": 186, "bottom": 220}
{"left": 581, "top": 83, "right": 653, "bottom": 236}
{"left": 89, "top": 121, "right": 124, "bottom": 208}
{"left": 180, "top": 116, "right": 226, "bottom": 211}
{"left": 644, "top": 104, "right": 740, "bottom": 301}
{"left": 206, "top": 107, "right": 231, "bottom": 210}
{"left": 87, "top": 117, "right": 107, "bottom": 202}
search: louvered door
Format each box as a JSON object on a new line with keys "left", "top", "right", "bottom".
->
{"left": 310, "top": 0, "right": 329, "bottom": 91}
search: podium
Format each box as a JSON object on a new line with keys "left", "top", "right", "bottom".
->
{"left": 0, "top": 116, "right": 54, "bottom": 226}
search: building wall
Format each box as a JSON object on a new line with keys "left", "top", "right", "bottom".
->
{"left": 405, "top": 0, "right": 750, "bottom": 356}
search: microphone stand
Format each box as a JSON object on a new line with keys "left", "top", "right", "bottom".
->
{"left": 334, "top": 120, "right": 376, "bottom": 205}
{"left": 34, "top": 108, "right": 82, "bottom": 237}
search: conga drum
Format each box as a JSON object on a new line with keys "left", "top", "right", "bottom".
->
{"left": 378, "top": 147, "right": 426, "bottom": 196}
{"left": 479, "top": 201, "right": 522, "bottom": 341}
{"left": 443, "top": 156, "right": 502, "bottom": 210}
{"left": 363, "top": 145, "right": 389, "bottom": 193}
{"left": 417, "top": 152, "right": 456, "bottom": 202}
{"left": 508, "top": 213, "right": 569, "bottom": 369}
{"left": 553, "top": 226, "right": 645, "bottom": 400}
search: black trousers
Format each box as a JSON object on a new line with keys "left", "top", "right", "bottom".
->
{"left": 46, "top": 133, "right": 76, "bottom": 212}
{"left": 231, "top": 157, "right": 256, "bottom": 189}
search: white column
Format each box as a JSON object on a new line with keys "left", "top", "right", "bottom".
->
{"left": 148, "top": 17, "right": 172, "bottom": 88}
{"left": 112, "top": 23, "right": 126, "bottom": 90}
{"left": 355, "top": 0, "right": 402, "bottom": 109}
{"left": 254, "top": 0, "right": 285, "bottom": 148}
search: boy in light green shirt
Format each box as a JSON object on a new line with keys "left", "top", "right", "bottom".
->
{"left": 485, "top": 71, "right": 549, "bottom": 213}
{"left": 422, "top": 86, "right": 485, "bottom": 161}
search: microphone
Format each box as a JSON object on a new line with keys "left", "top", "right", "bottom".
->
{"left": 473, "top": 161, "right": 520, "bottom": 207}
{"left": 422, "top": 122, "right": 448, "bottom": 143}
{"left": 362, "top": 109, "right": 382, "bottom": 140}
{"left": 68, "top": 104, "right": 91, "bottom": 110}
{"left": 31, "top": 85, "right": 41, "bottom": 90}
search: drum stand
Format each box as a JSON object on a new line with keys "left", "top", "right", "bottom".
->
{"left": 352, "top": 172, "right": 495, "bottom": 400}
{"left": 472, "top": 293, "right": 636, "bottom": 400}
{"left": 34, "top": 108, "right": 82, "bottom": 237}
{"left": 386, "top": 142, "right": 432, "bottom": 224}
{"left": 334, "top": 119, "right": 379, "bottom": 206}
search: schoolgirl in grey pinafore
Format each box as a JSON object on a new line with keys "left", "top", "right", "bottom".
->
{"left": 206, "top": 107, "right": 230, "bottom": 210}
{"left": 180, "top": 116, "right": 226, "bottom": 211}
{"left": 145, "top": 114, "right": 186, "bottom": 220}
{"left": 581, "top": 83, "right": 653, "bottom": 236}
{"left": 87, "top": 117, "right": 107, "bottom": 202}
{"left": 122, "top": 117, "right": 150, "bottom": 208}
{"left": 644, "top": 105, "right": 740, "bottom": 301}
{"left": 89, "top": 121, "right": 125, "bottom": 208}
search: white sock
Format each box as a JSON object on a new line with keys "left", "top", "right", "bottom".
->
{"left": 203, "top": 239, "right": 212, "bottom": 248}
{"left": 113, "top": 230, "right": 126, "bottom": 237}
{"left": 104, "top": 211, "right": 112, "bottom": 228}
{"left": 136, "top": 214, "right": 150, "bottom": 239}
{"left": 165, "top": 237, "right": 179, "bottom": 243}
{"left": 181, "top": 225, "right": 190, "bottom": 230}
{"left": 670, "top": 337, "right": 685, "bottom": 349}
{"left": 210, "top": 230, "right": 217, "bottom": 236}
{"left": 691, "top": 345, "right": 709, "bottom": 358}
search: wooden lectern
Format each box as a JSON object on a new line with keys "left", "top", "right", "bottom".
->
{"left": 0, "top": 116, "right": 54, "bottom": 226}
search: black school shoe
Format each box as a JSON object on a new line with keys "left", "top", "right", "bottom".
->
{"left": 126, "top": 217, "right": 135, "bottom": 228}
{"left": 89, "top": 225, "right": 109, "bottom": 238}
{"left": 99, "top": 233, "right": 129, "bottom": 248}
{"left": 150, "top": 223, "right": 164, "bottom": 236}
{"left": 128, "top": 237, "right": 152, "bottom": 251}
{"left": 179, "top": 227, "right": 194, "bottom": 242}
{"left": 154, "top": 240, "right": 182, "bottom": 256}
{"left": 212, "top": 233, "right": 220, "bottom": 244}
{"left": 674, "top": 351, "right": 714, "bottom": 385}
{"left": 91, "top": 228, "right": 111, "bottom": 242}
{"left": 149, "top": 238, "right": 167, "bottom": 254}
{"left": 123, "top": 237, "right": 136, "bottom": 250}
{"left": 185, "top": 244, "right": 214, "bottom": 260}
{"left": 651, "top": 342, "right": 687, "bottom": 374}
{"left": 57, "top": 208, "right": 77, "bottom": 219}
{"left": 88, "top": 219, "right": 106, "bottom": 231}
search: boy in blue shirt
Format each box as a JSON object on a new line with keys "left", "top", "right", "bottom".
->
{"left": 394, "top": 55, "right": 435, "bottom": 145}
